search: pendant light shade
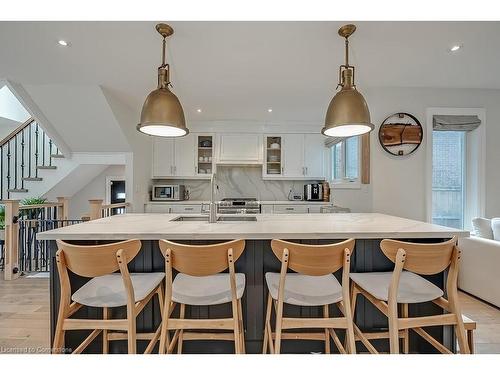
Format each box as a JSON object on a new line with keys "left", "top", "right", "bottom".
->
{"left": 322, "top": 24, "right": 374, "bottom": 138}
{"left": 137, "top": 23, "right": 188, "bottom": 137}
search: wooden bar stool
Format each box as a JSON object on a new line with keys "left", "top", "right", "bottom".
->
{"left": 53, "top": 239, "right": 165, "bottom": 354}
{"left": 263, "top": 238, "right": 356, "bottom": 354}
{"left": 158, "top": 239, "right": 246, "bottom": 354}
{"left": 350, "top": 236, "right": 470, "bottom": 354}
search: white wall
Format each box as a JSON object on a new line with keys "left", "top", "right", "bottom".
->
{"left": 0, "top": 117, "right": 21, "bottom": 140}
{"left": 364, "top": 87, "right": 500, "bottom": 220}
{"left": 68, "top": 165, "right": 125, "bottom": 218}
{"left": 101, "top": 88, "right": 152, "bottom": 213}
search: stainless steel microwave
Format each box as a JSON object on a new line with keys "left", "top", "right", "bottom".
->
{"left": 152, "top": 184, "right": 186, "bottom": 201}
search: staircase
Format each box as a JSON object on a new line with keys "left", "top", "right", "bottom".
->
{"left": 0, "top": 117, "right": 64, "bottom": 200}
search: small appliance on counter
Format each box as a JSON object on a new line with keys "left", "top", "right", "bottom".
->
{"left": 287, "top": 187, "right": 303, "bottom": 201}
{"left": 304, "top": 183, "right": 323, "bottom": 201}
{"left": 322, "top": 181, "right": 330, "bottom": 202}
{"left": 152, "top": 184, "right": 186, "bottom": 201}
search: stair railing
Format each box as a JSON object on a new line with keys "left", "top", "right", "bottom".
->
{"left": 0, "top": 197, "right": 74, "bottom": 280}
{"left": 88, "top": 199, "right": 130, "bottom": 220}
{"left": 0, "top": 117, "right": 62, "bottom": 200}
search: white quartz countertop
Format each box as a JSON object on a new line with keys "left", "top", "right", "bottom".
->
{"left": 37, "top": 213, "right": 468, "bottom": 241}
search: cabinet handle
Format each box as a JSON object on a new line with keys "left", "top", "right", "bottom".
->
{"left": 305, "top": 167, "right": 308, "bottom": 175}
{"left": 286, "top": 207, "right": 294, "bottom": 211}
{"left": 185, "top": 207, "right": 194, "bottom": 211}
{"left": 302, "top": 167, "right": 305, "bottom": 176}
{"left": 281, "top": 166, "right": 284, "bottom": 174}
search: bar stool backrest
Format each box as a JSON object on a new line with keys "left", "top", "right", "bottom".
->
{"left": 159, "top": 239, "right": 245, "bottom": 276}
{"left": 270, "top": 238, "right": 355, "bottom": 276}
{"left": 380, "top": 236, "right": 458, "bottom": 275}
{"left": 56, "top": 239, "right": 142, "bottom": 278}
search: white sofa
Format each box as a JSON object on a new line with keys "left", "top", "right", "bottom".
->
{"left": 458, "top": 236, "right": 500, "bottom": 308}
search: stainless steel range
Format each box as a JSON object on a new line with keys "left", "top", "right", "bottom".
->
{"left": 217, "top": 198, "right": 261, "bottom": 215}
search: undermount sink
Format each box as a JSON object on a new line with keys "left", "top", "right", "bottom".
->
{"left": 217, "top": 216, "right": 257, "bottom": 222}
{"left": 171, "top": 216, "right": 208, "bottom": 222}
{"left": 170, "top": 216, "right": 257, "bottom": 222}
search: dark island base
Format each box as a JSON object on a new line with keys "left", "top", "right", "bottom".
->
{"left": 49, "top": 238, "right": 454, "bottom": 354}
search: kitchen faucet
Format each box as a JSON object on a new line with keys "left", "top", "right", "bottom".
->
{"left": 209, "top": 172, "right": 218, "bottom": 223}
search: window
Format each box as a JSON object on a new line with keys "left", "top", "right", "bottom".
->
{"left": 330, "top": 136, "right": 360, "bottom": 186}
{"left": 432, "top": 131, "right": 466, "bottom": 229}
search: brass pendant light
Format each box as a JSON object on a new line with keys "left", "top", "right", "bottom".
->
{"left": 137, "top": 23, "right": 188, "bottom": 137}
{"left": 322, "top": 24, "right": 374, "bottom": 137}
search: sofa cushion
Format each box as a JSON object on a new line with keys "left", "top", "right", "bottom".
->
{"left": 492, "top": 218, "right": 500, "bottom": 241}
{"left": 472, "top": 217, "right": 493, "bottom": 239}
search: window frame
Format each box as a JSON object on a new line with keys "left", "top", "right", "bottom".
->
{"left": 328, "top": 136, "right": 361, "bottom": 189}
{"left": 425, "top": 107, "right": 486, "bottom": 229}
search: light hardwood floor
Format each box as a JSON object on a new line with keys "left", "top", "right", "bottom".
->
{"left": 0, "top": 274, "right": 499, "bottom": 354}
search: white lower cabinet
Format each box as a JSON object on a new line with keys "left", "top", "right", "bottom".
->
{"left": 145, "top": 204, "right": 172, "bottom": 213}
{"left": 170, "top": 205, "right": 202, "bottom": 214}
{"left": 145, "top": 203, "right": 203, "bottom": 214}
{"left": 145, "top": 202, "right": 332, "bottom": 214}
{"left": 273, "top": 205, "right": 309, "bottom": 214}
{"left": 306, "top": 205, "right": 323, "bottom": 213}
{"left": 261, "top": 204, "right": 274, "bottom": 214}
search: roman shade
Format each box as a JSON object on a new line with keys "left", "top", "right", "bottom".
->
{"left": 433, "top": 115, "right": 481, "bottom": 131}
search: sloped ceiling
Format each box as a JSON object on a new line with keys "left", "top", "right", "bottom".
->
{"left": 22, "top": 84, "right": 131, "bottom": 152}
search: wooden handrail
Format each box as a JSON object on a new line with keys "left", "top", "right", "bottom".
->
{"left": 19, "top": 202, "right": 63, "bottom": 210}
{"left": 101, "top": 202, "right": 130, "bottom": 210}
{"left": 0, "top": 117, "right": 35, "bottom": 148}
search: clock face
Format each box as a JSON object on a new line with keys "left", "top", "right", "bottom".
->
{"left": 378, "top": 112, "right": 423, "bottom": 156}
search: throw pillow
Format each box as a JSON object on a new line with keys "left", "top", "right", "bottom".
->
{"left": 491, "top": 218, "right": 500, "bottom": 241}
{"left": 472, "top": 217, "right": 493, "bottom": 239}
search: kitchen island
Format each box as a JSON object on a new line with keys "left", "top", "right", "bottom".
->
{"left": 38, "top": 213, "right": 468, "bottom": 354}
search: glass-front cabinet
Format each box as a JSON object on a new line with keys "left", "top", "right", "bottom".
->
{"left": 195, "top": 134, "right": 215, "bottom": 178}
{"left": 263, "top": 135, "right": 283, "bottom": 177}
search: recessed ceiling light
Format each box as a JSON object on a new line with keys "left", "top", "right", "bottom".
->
{"left": 450, "top": 44, "right": 462, "bottom": 52}
{"left": 268, "top": 108, "right": 273, "bottom": 113}
{"left": 58, "top": 40, "right": 68, "bottom": 46}
{"left": 196, "top": 109, "right": 202, "bottom": 113}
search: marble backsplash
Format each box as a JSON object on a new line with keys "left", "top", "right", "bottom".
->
{"left": 153, "top": 165, "right": 323, "bottom": 201}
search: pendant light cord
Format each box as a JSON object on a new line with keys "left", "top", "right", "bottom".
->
{"left": 159, "top": 36, "right": 172, "bottom": 88}
{"left": 345, "top": 36, "right": 349, "bottom": 67}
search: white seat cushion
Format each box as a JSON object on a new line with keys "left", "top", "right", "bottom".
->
{"left": 265, "top": 272, "right": 343, "bottom": 306}
{"left": 172, "top": 273, "right": 245, "bottom": 306}
{"left": 350, "top": 271, "right": 443, "bottom": 304}
{"left": 72, "top": 272, "right": 165, "bottom": 308}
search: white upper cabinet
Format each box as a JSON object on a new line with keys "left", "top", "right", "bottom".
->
{"left": 282, "top": 134, "right": 305, "bottom": 178}
{"left": 152, "top": 135, "right": 196, "bottom": 178}
{"left": 303, "top": 134, "right": 326, "bottom": 179}
{"left": 262, "top": 133, "right": 326, "bottom": 180}
{"left": 217, "top": 133, "right": 262, "bottom": 164}
{"left": 152, "top": 138, "right": 175, "bottom": 177}
{"left": 174, "top": 134, "right": 196, "bottom": 177}
{"left": 152, "top": 130, "right": 325, "bottom": 180}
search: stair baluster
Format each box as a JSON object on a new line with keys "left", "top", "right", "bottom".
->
{"left": 7, "top": 141, "right": 11, "bottom": 198}
{"left": 21, "top": 128, "right": 25, "bottom": 190}
{"left": 1, "top": 118, "right": 62, "bottom": 199}
{"left": 34, "top": 123, "right": 39, "bottom": 178}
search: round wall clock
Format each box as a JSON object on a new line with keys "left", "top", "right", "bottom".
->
{"left": 378, "top": 112, "right": 423, "bottom": 156}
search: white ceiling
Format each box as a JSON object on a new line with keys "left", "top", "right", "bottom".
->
{"left": 0, "top": 21, "right": 499, "bottom": 123}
